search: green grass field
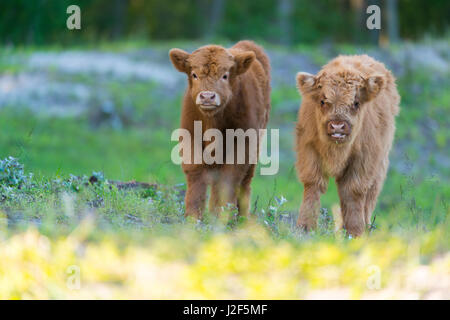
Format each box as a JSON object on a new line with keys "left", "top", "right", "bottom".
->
{"left": 0, "top": 41, "right": 448, "bottom": 299}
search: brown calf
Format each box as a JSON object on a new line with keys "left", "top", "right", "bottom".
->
{"left": 295, "top": 55, "right": 400, "bottom": 236}
{"left": 169, "top": 40, "right": 271, "bottom": 219}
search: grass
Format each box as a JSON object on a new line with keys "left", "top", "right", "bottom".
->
{"left": 0, "top": 41, "right": 448, "bottom": 299}
{"left": 0, "top": 171, "right": 448, "bottom": 299}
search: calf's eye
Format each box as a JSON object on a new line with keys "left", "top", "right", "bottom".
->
{"left": 222, "top": 74, "right": 228, "bottom": 80}
{"left": 354, "top": 101, "right": 360, "bottom": 109}
{"left": 192, "top": 73, "right": 198, "bottom": 79}
{"left": 320, "top": 100, "right": 325, "bottom": 106}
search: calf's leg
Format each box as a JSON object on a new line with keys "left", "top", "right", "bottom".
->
{"left": 237, "top": 164, "right": 255, "bottom": 217}
{"left": 216, "top": 164, "right": 245, "bottom": 213}
{"left": 364, "top": 161, "right": 388, "bottom": 225}
{"left": 297, "top": 183, "right": 323, "bottom": 230}
{"left": 209, "top": 176, "right": 227, "bottom": 215}
{"left": 295, "top": 144, "right": 327, "bottom": 231}
{"left": 337, "top": 179, "right": 366, "bottom": 237}
{"left": 184, "top": 171, "right": 207, "bottom": 219}
{"left": 364, "top": 180, "right": 382, "bottom": 226}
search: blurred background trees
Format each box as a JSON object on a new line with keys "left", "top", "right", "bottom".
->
{"left": 0, "top": 0, "right": 448, "bottom": 46}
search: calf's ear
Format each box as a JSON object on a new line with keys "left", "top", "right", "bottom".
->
{"left": 296, "top": 72, "right": 316, "bottom": 95}
{"left": 169, "top": 49, "right": 190, "bottom": 73}
{"left": 234, "top": 51, "right": 256, "bottom": 75}
{"left": 362, "top": 74, "right": 385, "bottom": 102}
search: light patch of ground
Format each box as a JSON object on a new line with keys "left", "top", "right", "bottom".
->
{"left": 0, "top": 73, "right": 90, "bottom": 117}
{"left": 28, "top": 51, "right": 181, "bottom": 86}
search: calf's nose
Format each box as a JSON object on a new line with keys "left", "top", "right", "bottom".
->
{"left": 199, "top": 91, "right": 216, "bottom": 103}
{"left": 331, "top": 122, "right": 344, "bottom": 130}
{"left": 327, "top": 120, "right": 347, "bottom": 132}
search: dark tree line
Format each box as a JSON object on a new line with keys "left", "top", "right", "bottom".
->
{"left": 0, "top": 0, "right": 448, "bottom": 46}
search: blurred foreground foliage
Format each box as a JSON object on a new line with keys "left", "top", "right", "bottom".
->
{"left": 0, "top": 222, "right": 448, "bottom": 299}
{"left": 0, "top": 158, "right": 448, "bottom": 299}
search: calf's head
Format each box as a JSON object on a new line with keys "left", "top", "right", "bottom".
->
{"left": 296, "top": 69, "right": 385, "bottom": 144}
{"left": 169, "top": 45, "right": 255, "bottom": 116}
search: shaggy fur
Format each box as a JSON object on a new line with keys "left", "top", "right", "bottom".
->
{"left": 169, "top": 40, "right": 271, "bottom": 219}
{"left": 295, "top": 55, "right": 400, "bottom": 236}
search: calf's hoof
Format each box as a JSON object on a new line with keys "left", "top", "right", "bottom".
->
{"left": 296, "top": 220, "right": 316, "bottom": 232}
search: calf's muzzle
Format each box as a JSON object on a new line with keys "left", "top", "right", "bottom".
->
{"left": 196, "top": 91, "right": 221, "bottom": 109}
